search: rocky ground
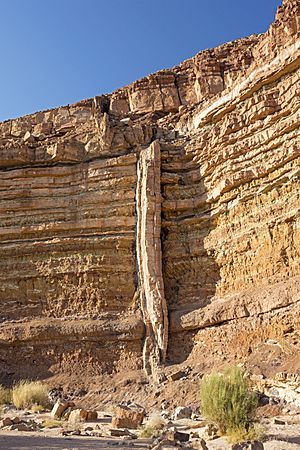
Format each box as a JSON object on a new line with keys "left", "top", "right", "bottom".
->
{"left": 0, "top": 397, "right": 299, "bottom": 450}
{"left": 0, "top": 414, "right": 299, "bottom": 449}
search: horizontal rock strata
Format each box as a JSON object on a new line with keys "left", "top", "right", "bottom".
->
{"left": 0, "top": 0, "right": 299, "bottom": 382}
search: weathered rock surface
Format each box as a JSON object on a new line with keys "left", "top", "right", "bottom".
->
{"left": 68, "top": 408, "right": 97, "bottom": 423}
{"left": 0, "top": 0, "right": 299, "bottom": 383}
{"left": 51, "top": 400, "right": 74, "bottom": 419}
{"left": 112, "top": 404, "right": 145, "bottom": 429}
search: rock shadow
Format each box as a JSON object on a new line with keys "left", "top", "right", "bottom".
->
{"left": 161, "top": 150, "right": 221, "bottom": 364}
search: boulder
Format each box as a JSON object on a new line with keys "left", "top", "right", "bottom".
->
{"left": 51, "top": 400, "right": 74, "bottom": 419}
{"left": 111, "top": 403, "right": 145, "bottom": 429}
{"left": 68, "top": 408, "right": 88, "bottom": 423}
{"left": 173, "top": 406, "right": 193, "bottom": 420}
{"left": 68, "top": 408, "right": 97, "bottom": 423}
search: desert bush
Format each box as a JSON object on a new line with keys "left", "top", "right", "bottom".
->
{"left": 200, "top": 366, "right": 258, "bottom": 437}
{"left": 0, "top": 385, "right": 11, "bottom": 405}
{"left": 12, "top": 380, "right": 49, "bottom": 409}
{"left": 139, "top": 412, "right": 165, "bottom": 438}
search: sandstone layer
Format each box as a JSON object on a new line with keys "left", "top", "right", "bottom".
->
{"left": 0, "top": 0, "right": 299, "bottom": 385}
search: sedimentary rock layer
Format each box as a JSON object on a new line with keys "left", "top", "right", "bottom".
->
{"left": 0, "top": 0, "right": 299, "bottom": 382}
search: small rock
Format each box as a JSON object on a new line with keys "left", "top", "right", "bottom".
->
{"left": 203, "top": 423, "right": 219, "bottom": 440}
{"left": 11, "top": 417, "right": 21, "bottom": 424}
{"left": 168, "top": 370, "right": 185, "bottom": 382}
{"left": 173, "top": 406, "right": 192, "bottom": 420}
{"left": 164, "top": 428, "right": 190, "bottom": 443}
{"left": 120, "top": 118, "right": 132, "bottom": 125}
{"left": 161, "top": 400, "right": 170, "bottom": 410}
{"left": 190, "top": 439, "right": 209, "bottom": 450}
{"left": 109, "top": 428, "right": 133, "bottom": 437}
{"left": 232, "top": 441, "right": 264, "bottom": 450}
{"left": 0, "top": 418, "right": 13, "bottom": 427}
{"left": 179, "top": 105, "right": 188, "bottom": 113}
{"left": 9, "top": 423, "right": 34, "bottom": 432}
{"left": 160, "top": 446, "right": 181, "bottom": 450}
{"left": 48, "top": 387, "right": 63, "bottom": 403}
{"left": 87, "top": 410, "right": 98, "bottom": 421}
{"left": 151, "top": 438, "right": 180, "bottom": 450}
{"left": 69, "top": 429, "right": 81, "bottom": 436}
{"left": 62, "top": 429, "right": 81, "bottom": 436}
{"left": 89, "top": 431, "right": 102, "bottom": 437}
{"left": 23, "top": 131, "right": 36, "bottom": 143}
{"left": 273, "top": 418, "right": 286, "bottom": 425}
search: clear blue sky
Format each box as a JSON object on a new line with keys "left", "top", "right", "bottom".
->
{"left": 0, "top": 0, "right": 281, "bottom": 122}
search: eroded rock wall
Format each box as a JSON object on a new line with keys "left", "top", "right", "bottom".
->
{"left": 0, "top": 0, "right": 299, "bottom": 383}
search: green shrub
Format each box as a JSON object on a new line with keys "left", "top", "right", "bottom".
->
{"left": 0, "top": 385, "right": 11, "bottom": 405}
{"left": 200, "top": 366, "right": 258, "bottom": 436}
{"left": 12, "top": 380, "right": 49, "bottom": 410}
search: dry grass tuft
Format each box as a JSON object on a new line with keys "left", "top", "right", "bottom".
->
{"left": 42, "top": 419, "right": 63, "bottom": 428}
{"left": 12, "top": 380, "right": 49, "bottom": 410}
{"left": 30, "top": 404, "right": 45, "bottom": 413}
{"left": 139, "top": 412, "right": 166, "bottom": 438}
{"left": 227, "top": 423, "right": 266, "bottom": 444}
{"left": 0, "top": 385, "right": 11, "bottom": 405}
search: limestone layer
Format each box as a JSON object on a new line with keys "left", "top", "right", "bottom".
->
{"left": 0, "top": 0, "right": 299, "bottom": 382}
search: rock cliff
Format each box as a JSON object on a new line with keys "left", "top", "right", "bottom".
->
{"left": 0, "top": 0, "right": 299, "bottom": 386}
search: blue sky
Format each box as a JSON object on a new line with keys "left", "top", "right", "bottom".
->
{"left": 0, "top": 0, "right": 281, "bottom": 122}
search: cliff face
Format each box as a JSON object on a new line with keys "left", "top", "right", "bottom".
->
{"left": 0, "top": 0, "right": 299, "bottom": 384}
